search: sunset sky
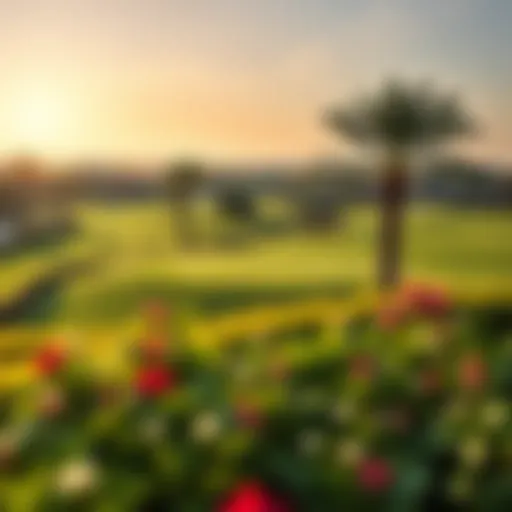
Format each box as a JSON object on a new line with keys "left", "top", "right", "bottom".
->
{"left": 0, "top": 0, "right": 510, "bottom": 165}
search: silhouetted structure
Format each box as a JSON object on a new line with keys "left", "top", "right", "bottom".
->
{"left": 217, "top": 189, "right": 256, "bottom": 224}
{"left": 166, "top": 159, "right": 204, "bottom": 247}
{"left": 0, "top": 157, "right": 75, "bottom": 253}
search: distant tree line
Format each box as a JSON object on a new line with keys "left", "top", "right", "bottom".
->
{"left": 64, "top": 160, "right": 510, "bottom": 211}
{"left": 416, "top": 159, "right": 511, "bottom": 208}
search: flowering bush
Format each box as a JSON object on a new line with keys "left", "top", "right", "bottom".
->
{"left": 0, "top": 286, "right": 511, "bottom": 510}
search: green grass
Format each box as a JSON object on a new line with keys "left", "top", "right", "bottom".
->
{"left": 0, "top": 232, "right": 106, "bottom": 304}
{"left": 73, "top": 202, "right": 512, "bottom": 279}
{"left": 47, "top": 200, "right": 512, "bottom": 325}
{"left": 1, "top": 199, "right": 510, "bottom": 325}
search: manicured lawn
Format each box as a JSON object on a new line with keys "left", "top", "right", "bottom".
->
{"left": 55, "top": 201, "right": 512, "bottom": 324}
{"left": 1, "top": 200, "right": 511, "bottom": 325}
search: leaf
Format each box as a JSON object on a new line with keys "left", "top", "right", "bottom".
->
{"left": 388, "top": 460, "right": 430, "bottom": 512}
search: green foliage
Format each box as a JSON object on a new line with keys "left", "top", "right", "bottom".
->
{"left": 216, "top": 190, "right": 256, "bottom": 223}
{"left": 326, "top": 80, "right": 474, "bottom": 149}
{"left": 166, "top": 160, "right": 203, "bottom": 200}
{"left": 0, "top": 298, "right": 511, "bottom": 510}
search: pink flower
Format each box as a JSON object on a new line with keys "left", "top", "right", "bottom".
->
{"left": 458, "top": 354, "right": 487, "bottom": 391}
{"left": 135, "top": 366, "right": 175, "bottom": 398}
{"left": 402, "top": 283, "right": 452, "bottom": 319}
{"left": 219, "top": 481, "right": 290, "bottom": 512}
{"left": 34, "top": 345, "right": 67, "bottom": 377}
{"left": 357, "top": 457, "right": 394, "bottom": 493}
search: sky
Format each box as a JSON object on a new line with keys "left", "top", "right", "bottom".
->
{"left": 0, "top": 0, "right": 511, "bottom": 165}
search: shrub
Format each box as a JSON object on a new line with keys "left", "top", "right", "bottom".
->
{"left": 0, "top": 288, "right": 511, "bottom": 510}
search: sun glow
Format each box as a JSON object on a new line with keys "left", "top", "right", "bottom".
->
{"left": 5, "top": 86, "right": 75, "bottom": 155}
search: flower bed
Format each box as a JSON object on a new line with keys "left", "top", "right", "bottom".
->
{"left": 0, "top": 285, "right": 511, "bottom": 510}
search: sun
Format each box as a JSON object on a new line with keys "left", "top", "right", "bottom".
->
{"left": 7, "top": 87, "right": 72, "bottom": 153}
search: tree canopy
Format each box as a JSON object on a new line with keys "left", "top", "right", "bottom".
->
{"left": 325, "top": 80, "right": 475, "bottom": 150}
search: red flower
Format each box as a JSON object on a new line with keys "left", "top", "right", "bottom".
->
{"left": 358, "top": 457, "right": 394, "bottom": 493}
{"left": 403, "top": 283, "right": 451, "bottom": 319}
{"left": 135, "top": 366, "right": 175, "bottom": 398}
{"left": 219, "top": 481, "right": 289, "bottom": 512}
{"left": 34, "top": 345, "right": 67, "bottom": 376}
{"left": 458, "top": 354, "right": 487, "bottom": 390}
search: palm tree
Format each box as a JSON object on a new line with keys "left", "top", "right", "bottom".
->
{"left": 325, "top": 80, "right": 474, "bottom": 289}
{"left": 166, "top": 159, "right": 203, "bottom": 248}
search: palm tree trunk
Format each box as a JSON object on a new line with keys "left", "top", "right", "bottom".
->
{"left": 378, "top": 153, "right": 408, "bottom": 289}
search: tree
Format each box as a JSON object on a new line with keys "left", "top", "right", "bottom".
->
{"left": 217, "top": 189, "right": 256, "bottom": 224}
{"left": 325, "top": 80, "right": 474, "bottom": 288}
{"left": 166, "top": 160, "right": 203, "bottom": 247}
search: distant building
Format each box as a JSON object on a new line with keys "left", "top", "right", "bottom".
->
{"left": 0, "top": 157, "right": 75, "bottom": 253}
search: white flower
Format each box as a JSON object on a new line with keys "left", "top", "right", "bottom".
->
{"left": 298, "top": 431, "right": 323, "bottom": 456}
{"left": 482, "top": 401, "right": 509, "bottom": 430}
{"left": 459, "top": 437, "right": 487, "bottom": 468}
{"left": 191, "top": 411, "right": 222, "bottom": 443}
{"left": 336, "top": 439, "right": 364, "bottom": 467}
{"left": 139, "top": 417, "right": 166, "bottom": 443}
{"left": 56, "top": 459, "right": 99, "bottom": 497}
